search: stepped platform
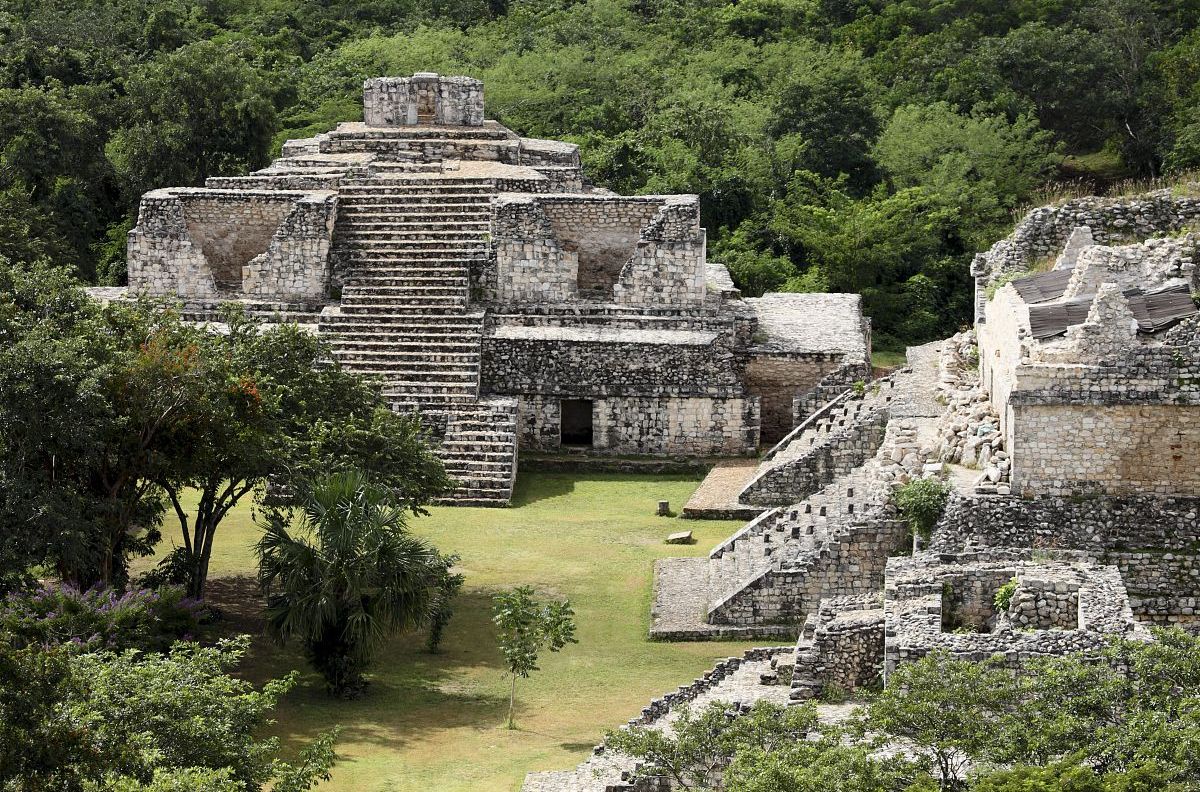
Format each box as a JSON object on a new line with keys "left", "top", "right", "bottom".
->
{"left": 680, "top": 459, "right": 766, "bottom": 520}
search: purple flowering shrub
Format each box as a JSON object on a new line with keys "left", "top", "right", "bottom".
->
{"left": 0, "top": 584, "right": 202, "bottom": 652}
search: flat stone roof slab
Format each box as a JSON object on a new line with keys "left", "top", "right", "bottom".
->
{"left": 746, "top": 293, "right": 868, "bottom": 357}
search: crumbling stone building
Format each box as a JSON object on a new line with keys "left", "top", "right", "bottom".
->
{"left": 111, "top": 73, "right": 870, "bottom": 505}
{"left": 975, "top": 209, "right": 1200, "bottom": 497}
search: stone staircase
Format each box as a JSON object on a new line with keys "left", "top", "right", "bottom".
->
{"left": 699, "top": 408, "right": 930, "bottom": 629}
{"left": 707, "top": 458, "right": 893, "bottom": 621}
{"left": 319, "top": 173, "right": 518, "bottom": 505}
{"left": 737, "top": 377, "right": 898, "bottom": 506}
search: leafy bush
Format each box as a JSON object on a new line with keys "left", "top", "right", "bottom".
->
{"left": 0, "top": 584, "right": 202, "bottom": 652}
{"left": 894, "top": 478, "right": 951, "bottom": 542}
{"left": 257, "top": 472, "right": 454, "bottom": 697}
{"left": 0, "top": 634, "right": 338, "bottom": 792}
{"left": 994, "top": 578, "right": 1019, "bottom": 612}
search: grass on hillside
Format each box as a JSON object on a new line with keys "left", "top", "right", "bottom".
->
{"left": 872, "top": 349, "right": 908, "bottom": 370}
{"left": 138, "top": 472, "right": 753, "bottom": 792}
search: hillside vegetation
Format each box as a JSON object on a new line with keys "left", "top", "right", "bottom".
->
{"left": 3, "top": 0, "right": 1200, "bottom": 348}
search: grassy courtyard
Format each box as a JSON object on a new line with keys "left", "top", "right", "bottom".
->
{"left": 141, "top": 472, "right": 752, "bottom": 792}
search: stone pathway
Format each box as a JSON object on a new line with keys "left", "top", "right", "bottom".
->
{"left": 682, "top": 459, "right": 767, "bottom": 520}
{"left": 888, "top": 341, "right": 944, "bottom": 419}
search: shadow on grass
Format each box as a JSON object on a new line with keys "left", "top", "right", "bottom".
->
{"left": 559, "top": 741, "right": 598, "bottom": 752}
{"left": 509, "top": 473, "right": 576, "bottom": 506}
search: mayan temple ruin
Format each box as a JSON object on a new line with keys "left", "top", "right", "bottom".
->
{"left": 525, "top": 191, "right": 1200, "bottom": 788}
{"left": 94, "top": 72, "right": 1200, "bottom": 792}
{"left": 106, "top": 73, "right": 871, "bottom": 506}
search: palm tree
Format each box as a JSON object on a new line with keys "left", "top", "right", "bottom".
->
{"left": 255, "top": 471, "right": 447, "bottom": 696}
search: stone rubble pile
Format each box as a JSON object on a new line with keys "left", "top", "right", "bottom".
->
{"left": 933, "top": 330, "right": 1011, "bottom": 493}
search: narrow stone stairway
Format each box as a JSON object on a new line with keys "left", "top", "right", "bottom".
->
{"left": 319, "top": 174, "right": 517, "bottom": 505}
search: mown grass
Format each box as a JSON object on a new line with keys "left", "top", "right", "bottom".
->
{"left": 140, "top": 472, "right": 751, "bottom": 792}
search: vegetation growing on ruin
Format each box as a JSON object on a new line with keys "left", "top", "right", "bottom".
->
{"left": 609, "top": 635, "right": 1200, "bottom": 792}
{"left": 895, "top": 478, "right": 951, "bottom": 544}
{"left": 3, "top": 0, "right": 1200, "bottom": 349}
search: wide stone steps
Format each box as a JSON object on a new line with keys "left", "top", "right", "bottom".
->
{"left": 341, "top": 293, "right": 468, "bottom": 307}
{"left": 337, "top": 184, "right": 494, "bottom": 196}
{"left": 332, "top": 351, "right": 480, "bottom": 365}
{"left": 338, "top": 197, "right": 493, "bottom": 209}
{"left": 337, "top": 219, "right": 490, "bottom": 231}
{"left": 325, "top": 333, "right": 482, "bottom": 347}
{"left": 340, "top": 238, "right": 485, "bottom": 250}
{"left": 338, "top": 209, "right": 491, "bottom": 221}
{"left": 339, "top": 359, "right": 478, "bottom": 375}
{"left": 336, "top": 250, "right": 486, "bottom": 263}
{"left": 327, "top": 338, "right": 478, "bottom": 351}
{"left": 342, "top": 281, "right": 468, "bottom": 293}
{"left": 326, "top": 328, "right": 484, "bottom": 345}
{"left": 343, "top": 177, "right": 498, "bottom": 188}
{"left": 319, "top": 170, "right": 515, "bottom": 506}
{"left": 340, "top": 277, "right": 473, "bottom": 289}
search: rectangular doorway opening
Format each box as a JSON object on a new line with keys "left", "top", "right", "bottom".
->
{"left": 560, "top": 399, "right": 594, "bottom": 447}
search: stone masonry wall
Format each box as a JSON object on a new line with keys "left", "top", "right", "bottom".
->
{"left": 931, "top": 493, "right": 1200, "bottom": 624}
{"left": 127, "top": 188, "right": 335, "bottom": 303}
{"left": 363, "top": 74, "right": 484, "bottom": 126}
{"left": 614, "top": 199, "right": 707, "bottom": 307}
{"left": 481, "top": 334, "right": 745, "bottom": 396}
{"left": 790, "top": 596, "right": 885, "bottom": 701}
{"left": 490, "top": 195, "right": 707, "bottom": 306}
{"left": 983, "top": 309, "right": 1200, "bottom": 496}
{"left": 970, "top": 188, "right": 1200, "bottom": 322}
{"left": 511, "top": 393, "right": 758, "bottom": 456}
{"left": 1011, "top": 403, "right": 1200, "bottom": 496}
{"left": 746, "top": 353, "right": 847, "bottom": 444}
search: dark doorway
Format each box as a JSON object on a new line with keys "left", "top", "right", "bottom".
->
{"left": 560, "top": 399, "right": 594, "bottom": 446}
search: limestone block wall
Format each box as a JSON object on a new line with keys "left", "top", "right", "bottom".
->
{"left": 490, "top": 198, "right": 576, "bottom": 302}
{"left": 1010, "top": 404, "right": 1200, "bottom": 496}
{"left": 978, "top": 283, "right": 1032, "bottom": 440}
{"left": 363, "top": 74, "right": 484, "bottom": 126}
{"left": 984, "top": 311, "right": 1200, "bottom": 496}
{"left": 746, "top": 353, "right": 848, "bottom": 444}
{"left": 241, "top": 193, "right": 337, "bottom": 302}
{"left": 1061, "top": 234, "right": 1199, "bottom": 298}
{"left": 931, "top": 493, "right": 1200, "bottom": 624}
{"left": 511, "top": 393, "right": 758, "bottom": 456}
{"left": 614, "top": 199, "right": 707, "bottom": 307}
{"left": 489, "top": 195, "right": 707, "bottom": 306}
{"left": 790, "top": 597, "right": 885, "bottom": 700}
{"left": 1007, "top": 576, "right": 1079, "bottom": 630}
{"left": 883, "top": 552, "right": 1141, "bottom": 677}
{"left": 127, "top": 188, "right": 335, "bottom": 303}
{"left": 481, "top": 333, "right": 745, "bottom": 398}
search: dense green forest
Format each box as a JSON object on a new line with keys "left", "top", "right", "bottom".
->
{"left": 3, "top": 0, "right": 1200, "bottom": 348}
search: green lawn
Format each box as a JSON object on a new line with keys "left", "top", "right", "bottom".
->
{"left": 142, "top": 472, "right": 753, "bottom": 792}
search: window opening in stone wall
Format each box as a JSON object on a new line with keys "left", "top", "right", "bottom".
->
{"left": 560, "top": 399, "right": 594, "bottom": 446}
